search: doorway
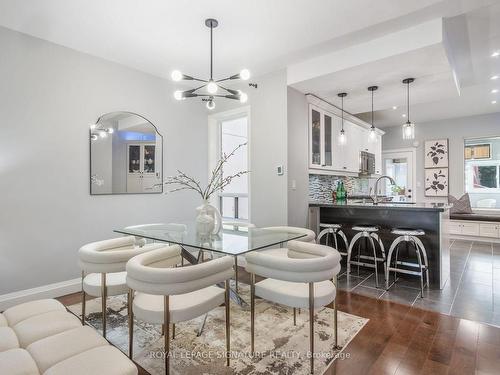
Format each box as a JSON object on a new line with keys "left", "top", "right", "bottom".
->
{"left": 382, "top": 149, "right": 416, "bottom": 202}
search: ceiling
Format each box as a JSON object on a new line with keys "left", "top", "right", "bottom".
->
{"left": 0, "top": 0, "right": 499, "bottom": 126}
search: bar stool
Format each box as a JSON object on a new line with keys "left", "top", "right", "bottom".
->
{"left": 347, "top": 225, "right": 386, "bottom": 287}
{"left": 317, "top": 223, "right": 349, "bottom": 256}
{"left": 385, "top": 228, "right": 429, "bottom": 297}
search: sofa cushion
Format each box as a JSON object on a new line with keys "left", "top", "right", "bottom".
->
{"left": 0, "top": 348, "right": 39, "bottom": 375}
{"left": 27, "top": 326, "right": 108, "bottom": 373}
{"left": 3, "top": 299, "right": 65, "bottom": 327}
{"left": 449, "top": 193, "right": 472, "bottom": 215}
{"left": 0, "top": 313, "right": 7, "bottom": 327}
{"left": 13, "top": 310, "right": 81, "bottom": 348}
{"left": 450, "top": 213, "right": 500, "bottom": 222}
{"left": 0, "top": 327, "right": 20, "bottom": 352}
{"left": 44, "top": 346, "right": 138, "bottom": 375}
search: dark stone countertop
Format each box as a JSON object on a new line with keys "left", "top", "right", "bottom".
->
{"left": 309, "top": 200, "right": 452, "bottom": 212}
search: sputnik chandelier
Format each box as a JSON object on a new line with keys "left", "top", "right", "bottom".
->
{"left": 171, "top": 18, "right": 250, "bottom": 110}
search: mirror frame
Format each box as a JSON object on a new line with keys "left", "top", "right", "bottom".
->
{"left": 89, "top": 111, "right": 164, "bottom": 195}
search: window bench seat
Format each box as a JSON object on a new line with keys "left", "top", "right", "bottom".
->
{"left": 450, "top": 213, "right": 500, "bottom": 240}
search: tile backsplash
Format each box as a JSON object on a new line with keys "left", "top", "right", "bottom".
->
{"left": 309, "top": 174, "right": 371, "bottom": 202}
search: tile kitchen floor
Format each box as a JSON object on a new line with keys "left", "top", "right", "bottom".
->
{"left": 337, "top": 239, "right": 500, "bottom": 328}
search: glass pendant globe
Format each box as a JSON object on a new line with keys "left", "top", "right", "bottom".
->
{"left": 171, "top": 70, "right": 183, "bottom": 81}
{"left": 338, "top": 130, "right": 347, "bottom": 145}
{"left": 402, "top": 122, "right": 415, "bottom": 140}
{"left": 239, "top": 69, "right": 250, "bottom": 80}
{"left": 207, "top": 81, "right": 218, "bottom": 94}
{"left": 174, "top": 91, "right": 183, "bottom": 100}
{"left": 238, "top": 91, "right": 248, "bottom": 103}
{"left": 206, "top": 100, "right": 216, "bottom": 110}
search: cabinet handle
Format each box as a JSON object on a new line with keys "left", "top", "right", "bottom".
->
{"left": 343, "top": 166, "right": 347, "bottom": 169}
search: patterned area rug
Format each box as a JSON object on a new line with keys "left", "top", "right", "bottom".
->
{"left": 68, "top": 284, "right": 367, "bottom": 375}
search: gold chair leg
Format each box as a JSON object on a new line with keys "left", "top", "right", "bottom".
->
{"left": 309, "top": 282, "right": 315, "bottom": 375}
{"left": 225, "top": 279, "right": 231, "bottom": 367}
{"left": 333, "top": 275, "right": 340, "bottom": 349}
{"left": 250, "top": 273, "right": 255, "bottom": 354}
{"left": 234, "top": 256, "right": 239, "bottom": 293}
{"left": 101, "top": 273, "right": 107, "bottom": 338}
{"left": 81, "top": 271, "right": 86, "bottom": 325}
{"left": 293, "top": 308, "right": 297, "bottom": 326}
{"left": 164, "top": 296, "right": 170, "bottom": 375}
{"left": 128, "top": 289, "right": 134, "bottom": 359}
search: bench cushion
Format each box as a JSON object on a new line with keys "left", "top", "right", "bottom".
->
{"left": 450, "top": 213, "right": 500, "bottom": 222}
{"left": 44, "top": 346, "right": 138, "bottom": 375}
{"left": 13, "top": 310, "right": 81, "bottom": 347}
{"left": 3, "top": 299, "right": 65, "bottom": 327}
{"left": 27, "top": 326, "right": 108, "bottom": 373}
{"left": 0, "top": 327, "right": 20, "bottom": 352}
{"left": 0, "top": 348, "right": 39, "bottom": 375}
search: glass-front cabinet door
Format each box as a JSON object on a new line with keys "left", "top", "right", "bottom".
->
{"left": 309, "top": 104, "right": 335, "bottom": 169}
{"left": 310, "top": 107, "right": 321, "bottom": 167}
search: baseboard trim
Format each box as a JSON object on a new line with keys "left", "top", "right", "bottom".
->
{"left": 0, "top": 278, "right": 81, "bottom": 311}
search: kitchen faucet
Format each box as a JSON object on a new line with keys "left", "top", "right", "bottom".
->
{"left": 372, "top": 175, "right": 396, "bottom": 205}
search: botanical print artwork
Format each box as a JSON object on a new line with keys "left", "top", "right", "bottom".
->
{"left": 425, "top": 168, "right": 449, "bottom": 196}
{"left": 425, "top": 139, "right": 449, "bottom": 168}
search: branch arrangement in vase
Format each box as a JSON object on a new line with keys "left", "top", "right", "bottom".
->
{"left": 163, "top": 142, "right": 249, "bottom": 200}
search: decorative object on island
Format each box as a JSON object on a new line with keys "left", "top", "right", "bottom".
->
{"left": 402, "top": 78, "right": 416, "bottom": 140}
{"left": 163, "top": 143, "right": 248, "bottom": 235}
{"left": 337, "top": 92, "right": 348, "bottom": 145}
{"left": 425, "top": 139, "right": 449, "bottom": 168}
{"left": 425, "top": 168, "right": 449, "bottom": 196}
{"left": 171, "top": 18, "right": 250, "bottom": 110}
{"left": 367, "top": 85, "right": 378, "bottom": 142}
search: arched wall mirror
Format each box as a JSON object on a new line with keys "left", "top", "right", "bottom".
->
{"left": 90, "top": 112, "right": 163, "bottom": 195}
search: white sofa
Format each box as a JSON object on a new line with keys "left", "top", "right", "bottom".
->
{"left": 0, "top": 299, "right": 137, "bottom": 375}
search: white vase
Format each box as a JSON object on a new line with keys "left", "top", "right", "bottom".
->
{"left": 196, "top": 207, "right": 214, "bottom": 237}
{"left": 196, "top": 200, "right": 222, "bottom": 235}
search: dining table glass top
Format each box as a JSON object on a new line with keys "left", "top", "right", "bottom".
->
{"left": 114, "top": 222, "right": 305, "bottom": 256}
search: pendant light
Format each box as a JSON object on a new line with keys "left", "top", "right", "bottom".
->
{"left": 367, "top": 86, "right": 378, "bottom": 142}
{"left": 338, "top": 93, "right": 347, "bottom": 145}
{"left": 171, "top": 18, "right": 250, "bottom": 110}
{"left": 402, "top": 78, "right": 415, "bottom": 140}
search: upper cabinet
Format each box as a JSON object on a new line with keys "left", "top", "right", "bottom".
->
{"left": 307, "top": 96, "right": 384, "bottom": 176}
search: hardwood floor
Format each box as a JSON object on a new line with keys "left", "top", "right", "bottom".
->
{"left": 58, "top": 279, "right": 500, "bottom": 375}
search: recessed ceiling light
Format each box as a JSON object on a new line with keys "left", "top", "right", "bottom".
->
{"left": 493, "top": 100, "right": 497, "bottom": 104}
{"left": 492, "top": 89, "right": 499, "bottom": 94}
{"left": 392, "top": 106, "right": 397, "bottom": 110}
{"left": 492, "top": 51, "right": 500, "bottom": 58}
{"left": 491, "top": 75, "right": 499, "bottom": 80}
{"left": 402, "top": 114, "right": 406, "bottom": 118}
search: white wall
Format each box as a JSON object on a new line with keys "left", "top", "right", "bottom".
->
{"left": 382, "top": 112, "right": 500, "bottom": 203}
{"left": 287, "top": 87, "right": 309, "bottom": 227}
{"left": 0, "top": 26, "right": 208, "bottom": 294}
{"left": 208, "top": 70, "right": 288, "bottom": 227}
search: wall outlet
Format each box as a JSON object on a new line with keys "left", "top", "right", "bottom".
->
{"left": 277, "top": 165, "right": 284, "bottom": 175}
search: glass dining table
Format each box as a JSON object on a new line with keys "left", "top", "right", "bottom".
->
{"left": 115, "top": 222, "right": 305, "bottom": 335}
{"left": 114, "top": 222, "right": 305, "bottom": 299}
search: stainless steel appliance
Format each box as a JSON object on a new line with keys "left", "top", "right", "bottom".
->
{"left": 359, "top": 151, "right": 375, "bottom": 175}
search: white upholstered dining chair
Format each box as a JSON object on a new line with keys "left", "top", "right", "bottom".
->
{"left": 260, "top": 226, "right": 316, "bottom": 256}
{"left": 78, "top": 236, "right": 162, "bottom": 338}
{"left": 245, "top": 240, "right": 341, "bottom": 374}
{"left": 126, "top": 245, "right": 234, "bottom": 375}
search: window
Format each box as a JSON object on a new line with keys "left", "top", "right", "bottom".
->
{"left": 464, "top": 137, "right": 500, "bottom": 209}
{"left": 219, "top": 115, "right": 249, "bottom": 220}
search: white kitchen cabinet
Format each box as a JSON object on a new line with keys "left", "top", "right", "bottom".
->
{"left": 127, "top": 144, "right": 161, "bottom": 193}
{"left": 461, "top": 222, "right": 481, "bottom": 236}
{"left": 479, "top": 223, "right": 500, "bottom": 238}
{"left": 307, "top": 97, "right": 384, "bottom": 176}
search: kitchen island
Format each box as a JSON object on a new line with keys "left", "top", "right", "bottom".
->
{"left": 309, "top": 201, "right": 451, "bottom": 289}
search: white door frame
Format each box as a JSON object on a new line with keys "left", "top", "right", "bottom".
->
{"left": 208, "top": 106, "right": 251, "bottom": 222}
{"left": 382, "top": 147, "right": 417, "bottom": 202}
